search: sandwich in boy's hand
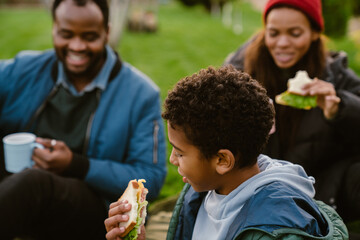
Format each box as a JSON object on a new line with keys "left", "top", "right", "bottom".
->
{"left": 275, "top": 71, "right": 317, "bottom": 110}
{"left": 118, "top": 179, "right": 148, "bottom": 240}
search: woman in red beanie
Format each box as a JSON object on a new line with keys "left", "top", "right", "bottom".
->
{"left": 226, "top": 0, "right": 360, "bottom": 234}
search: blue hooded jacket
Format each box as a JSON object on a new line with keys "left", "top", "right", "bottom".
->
{"left": 167, "top": 155, "right": 348, "bottom": 239}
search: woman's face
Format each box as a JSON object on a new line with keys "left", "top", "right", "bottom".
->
{"left": 264, "top": 7, "right": 319, "bottom": 69}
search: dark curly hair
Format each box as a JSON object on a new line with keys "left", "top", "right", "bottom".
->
{"left": 52, "top": 0, "right": 109, "bottom": 29}
{"left": 162, "top": 65, "right": 275, "bottom": 168}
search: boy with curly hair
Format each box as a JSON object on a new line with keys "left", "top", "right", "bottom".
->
{"left": 105, "top": 65, "right": 348, "bottom": 239}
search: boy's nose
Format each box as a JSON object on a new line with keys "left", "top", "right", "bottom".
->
{"left": 169, "top": 149, "right": 179, "bottom": 166}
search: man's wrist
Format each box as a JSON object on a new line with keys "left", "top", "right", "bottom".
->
{"left": 62, "top": 153, "right": 89, "bottom": 179}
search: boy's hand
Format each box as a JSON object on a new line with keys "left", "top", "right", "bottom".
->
{"left": 104, "top": 200, "right": 146, "bottom": 240}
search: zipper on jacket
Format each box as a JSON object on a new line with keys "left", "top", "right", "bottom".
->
{"left": 24, "top": 85, "right": 60, "bottom": 131}
{"left": 82, "top": 89, "right": 101, "bottom": 155}
{"left": 153, "top": 120, "right": 159, "bottom": 164}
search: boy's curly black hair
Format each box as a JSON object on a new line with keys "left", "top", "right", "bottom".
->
{"left": 162, "top": 65, "right": 274, "bottom": 168}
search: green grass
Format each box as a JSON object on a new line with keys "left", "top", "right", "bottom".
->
{"left": 118, "top": 1, "right": 262, "bottom": 101}
{"left": 1, "top": 2, "right": 360, "bottom": 221}
{"left": 0, "top": 7, "right": 53, "bottom": 56}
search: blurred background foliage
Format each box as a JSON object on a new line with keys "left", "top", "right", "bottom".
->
{"left": 175, "top": 0, "right": 360, "bottom": 39}
{"left": 322, "top": 0, "right": 353, "bottom": 38}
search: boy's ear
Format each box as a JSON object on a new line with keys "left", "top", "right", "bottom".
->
{"left": 215, "top": 149, "right": 235, "bottom": 175}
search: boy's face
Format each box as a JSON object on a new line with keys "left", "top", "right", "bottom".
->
{"left": 167, "top": 122, "right": 219, "bottom": 192}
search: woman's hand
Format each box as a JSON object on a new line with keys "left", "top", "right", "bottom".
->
{"left": 104, "top": 200, "right": 146, "bottom": 240}
{"left": 302, "top": 78, "right": 341, "bottom": 119}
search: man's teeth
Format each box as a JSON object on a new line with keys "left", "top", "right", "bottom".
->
{"left": 68, "top": 54, "right": 85, "bottom": 61}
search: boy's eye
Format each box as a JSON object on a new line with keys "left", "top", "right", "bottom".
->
{"left": 175, "top": 152, "right": 183, "bottom": 158}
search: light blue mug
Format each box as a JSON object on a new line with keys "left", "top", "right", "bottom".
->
{"left": 2, "top": 132, "right": 44, "bottom": 173}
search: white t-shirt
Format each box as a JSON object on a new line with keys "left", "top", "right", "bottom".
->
{"left": 192, "top": 188, "right": 244, "bottom": 240}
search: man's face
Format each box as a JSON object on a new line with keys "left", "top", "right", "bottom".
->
{"left": 52, "top": 0, "right": 109, "bottom": 79}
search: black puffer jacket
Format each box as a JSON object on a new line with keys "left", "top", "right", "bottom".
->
{"left": 225, "top": 44, "right": 360, "bottom": 210}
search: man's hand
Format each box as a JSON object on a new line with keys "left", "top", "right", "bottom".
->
{"left": 32, "top": 138, "right": 73, "bottom": 174}
{"left": 105, "top": 200, "right": 146, "bottom": 240}
{"left": 302, "top": 78, "right": 341, "bottom": 119}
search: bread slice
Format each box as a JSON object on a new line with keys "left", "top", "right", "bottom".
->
{"left": 119, "top": 180, "right": 140, "bottom": 237}
{"left": 287, "top": 70, "right": 313, "bottom": 95}
{"left": 275, "top": 93, "right": 287, "bottom": 106}
{"left": 118, "top": 179, "right": 148, "bottom": 238}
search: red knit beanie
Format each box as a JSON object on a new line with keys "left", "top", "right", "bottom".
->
{"left": 263, "top": 0, "right": 324, "bottom": 31}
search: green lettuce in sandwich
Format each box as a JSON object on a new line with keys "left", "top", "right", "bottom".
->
{"left": 275, "top": 71, "right": 317, "bottom": 110}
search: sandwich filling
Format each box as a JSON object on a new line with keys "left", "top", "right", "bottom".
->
{"left": 276, "top": 91, "right": 317, "bottom": 110}
{"left": 275, "top": 71, "right": 317, "bottom": 110}
{"left": 123, "top": 179, "right": 148, "bottom": 240}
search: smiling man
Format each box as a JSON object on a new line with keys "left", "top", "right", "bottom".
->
{"left": 52, "top": 0, "right": 108, "bottom": 90}
{"left": 0, "top": 0, "right": 166, "bottom": 239}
